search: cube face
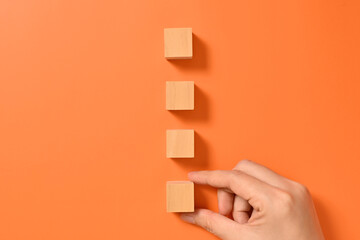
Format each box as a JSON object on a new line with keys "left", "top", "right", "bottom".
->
{"left": 164, "top": 28, "right": 193, "bottom": 59}
{"left": 166, "top": 181, "right": 194, "bottom": 213}
{"left": 166, "top": 130, "right": 194, "bottom": 158}
{"left": 166, "top": 81, "right": 194, "bottom": 110}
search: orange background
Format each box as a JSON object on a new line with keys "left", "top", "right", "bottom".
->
{"left": 1, "top": 1, "right": 360, "bottom": 239}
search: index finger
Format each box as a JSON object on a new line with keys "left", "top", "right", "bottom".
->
{"left": 233, "top": 160, "right": 290, "bottom": 191}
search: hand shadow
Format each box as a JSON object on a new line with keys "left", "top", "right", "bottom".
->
{"left": 194, "top": 184, "right": 215, "bottom": 210}
{"left": 312, "top": 195, "right": 338, "bottom": 240}
{"left": 169, "top": 85, "right": 210, "bottom": 122}
{"left": 167, "top": 34, "right": 208, "bottom": 71}
{"left": 171, "top": 131, "right": 209, "bottom": 170}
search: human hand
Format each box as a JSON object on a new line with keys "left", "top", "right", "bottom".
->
{"left": 180, "top": 160, "right": 325, "bottom": 240}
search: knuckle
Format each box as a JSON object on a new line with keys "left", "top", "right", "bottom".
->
{"left": 274, "top": 189, "right": 295, "bottom": 212}
{"left": 280, "top": 191, "right": 294, "bottom": 205}
{"left": 229, "top": 171, "right": 242, "bottom": 186}
{"left": 235, "top": 159, "right": 252, "bottom": 169}
{"left": 297, "top": 183, "right": 310, "bottom": 196}
{"left": 230, "top": 170, "right": 241, "bottom": 178}
{"left": 290, "top": 181, "right": 311, "bottom": 198}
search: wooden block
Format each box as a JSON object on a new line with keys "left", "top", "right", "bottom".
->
{"left": 166, "top": 81, "right": 194, "bottom": 110}
{"left": 166, "top": 129, "right": 194, "bottom": 158}
{"left": 164, "top": 28, "right": 193, "bottom": 59}
{"left": 166, "top": 181, "right": 194, "bottom": 213}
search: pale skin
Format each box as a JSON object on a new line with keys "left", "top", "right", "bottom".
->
{"left": 180, "top": 160, "right": 325, "bottom": 240}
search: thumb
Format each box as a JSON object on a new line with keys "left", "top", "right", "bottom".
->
{"left": 180, "top": 209, "right": 242, "bottom": 239}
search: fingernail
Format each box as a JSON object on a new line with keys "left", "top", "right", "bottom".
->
{"left": 188, "top": 171, "right": 197, "bottom": 178}
{"left": 180, "top": 213, "right": 195, "bottom": 224}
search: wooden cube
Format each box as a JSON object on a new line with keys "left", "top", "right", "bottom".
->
{"left": 166, "top": 129, "right": 194, "bottom": 158}
{"left": 164, "top": 28, "right": 193, "bottom": 59}
{"left": 166, "top": 181, "right": 194, "bottom": 213}
{"left": 166, "top": 81, "right": 194, "bottom": 110}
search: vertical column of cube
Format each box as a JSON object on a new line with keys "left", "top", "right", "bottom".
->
{"left": 166, "top": 81, "right": 194, "bottom": 110}
{"left": 164, "top": 28, "right": 193, "bottom": 59}
{"left": 164, "top": 28, "right": 195, "bottom": 213}
{"left": 166, "top": 181, "right": 194, "bottom": 212}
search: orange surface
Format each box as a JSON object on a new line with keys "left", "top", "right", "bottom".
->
{"left": 0, "top": 1, "right": 360, "bottom": 239}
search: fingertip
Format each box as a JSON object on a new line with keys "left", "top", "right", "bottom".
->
{"left": 218, "top": 208, "right": 231, "bottom": 216}
{"left": 188, "top": 171, "right": 197, "bottom": 179}
{"left": 217, "top": 189, "right": 234, "bottom": 216}
{"left": 180, "top": 213, "right": 195, "bottom": 224}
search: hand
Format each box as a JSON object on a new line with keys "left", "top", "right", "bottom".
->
{"left": 180, "top": 160, "right": 325, "bottom": 240}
